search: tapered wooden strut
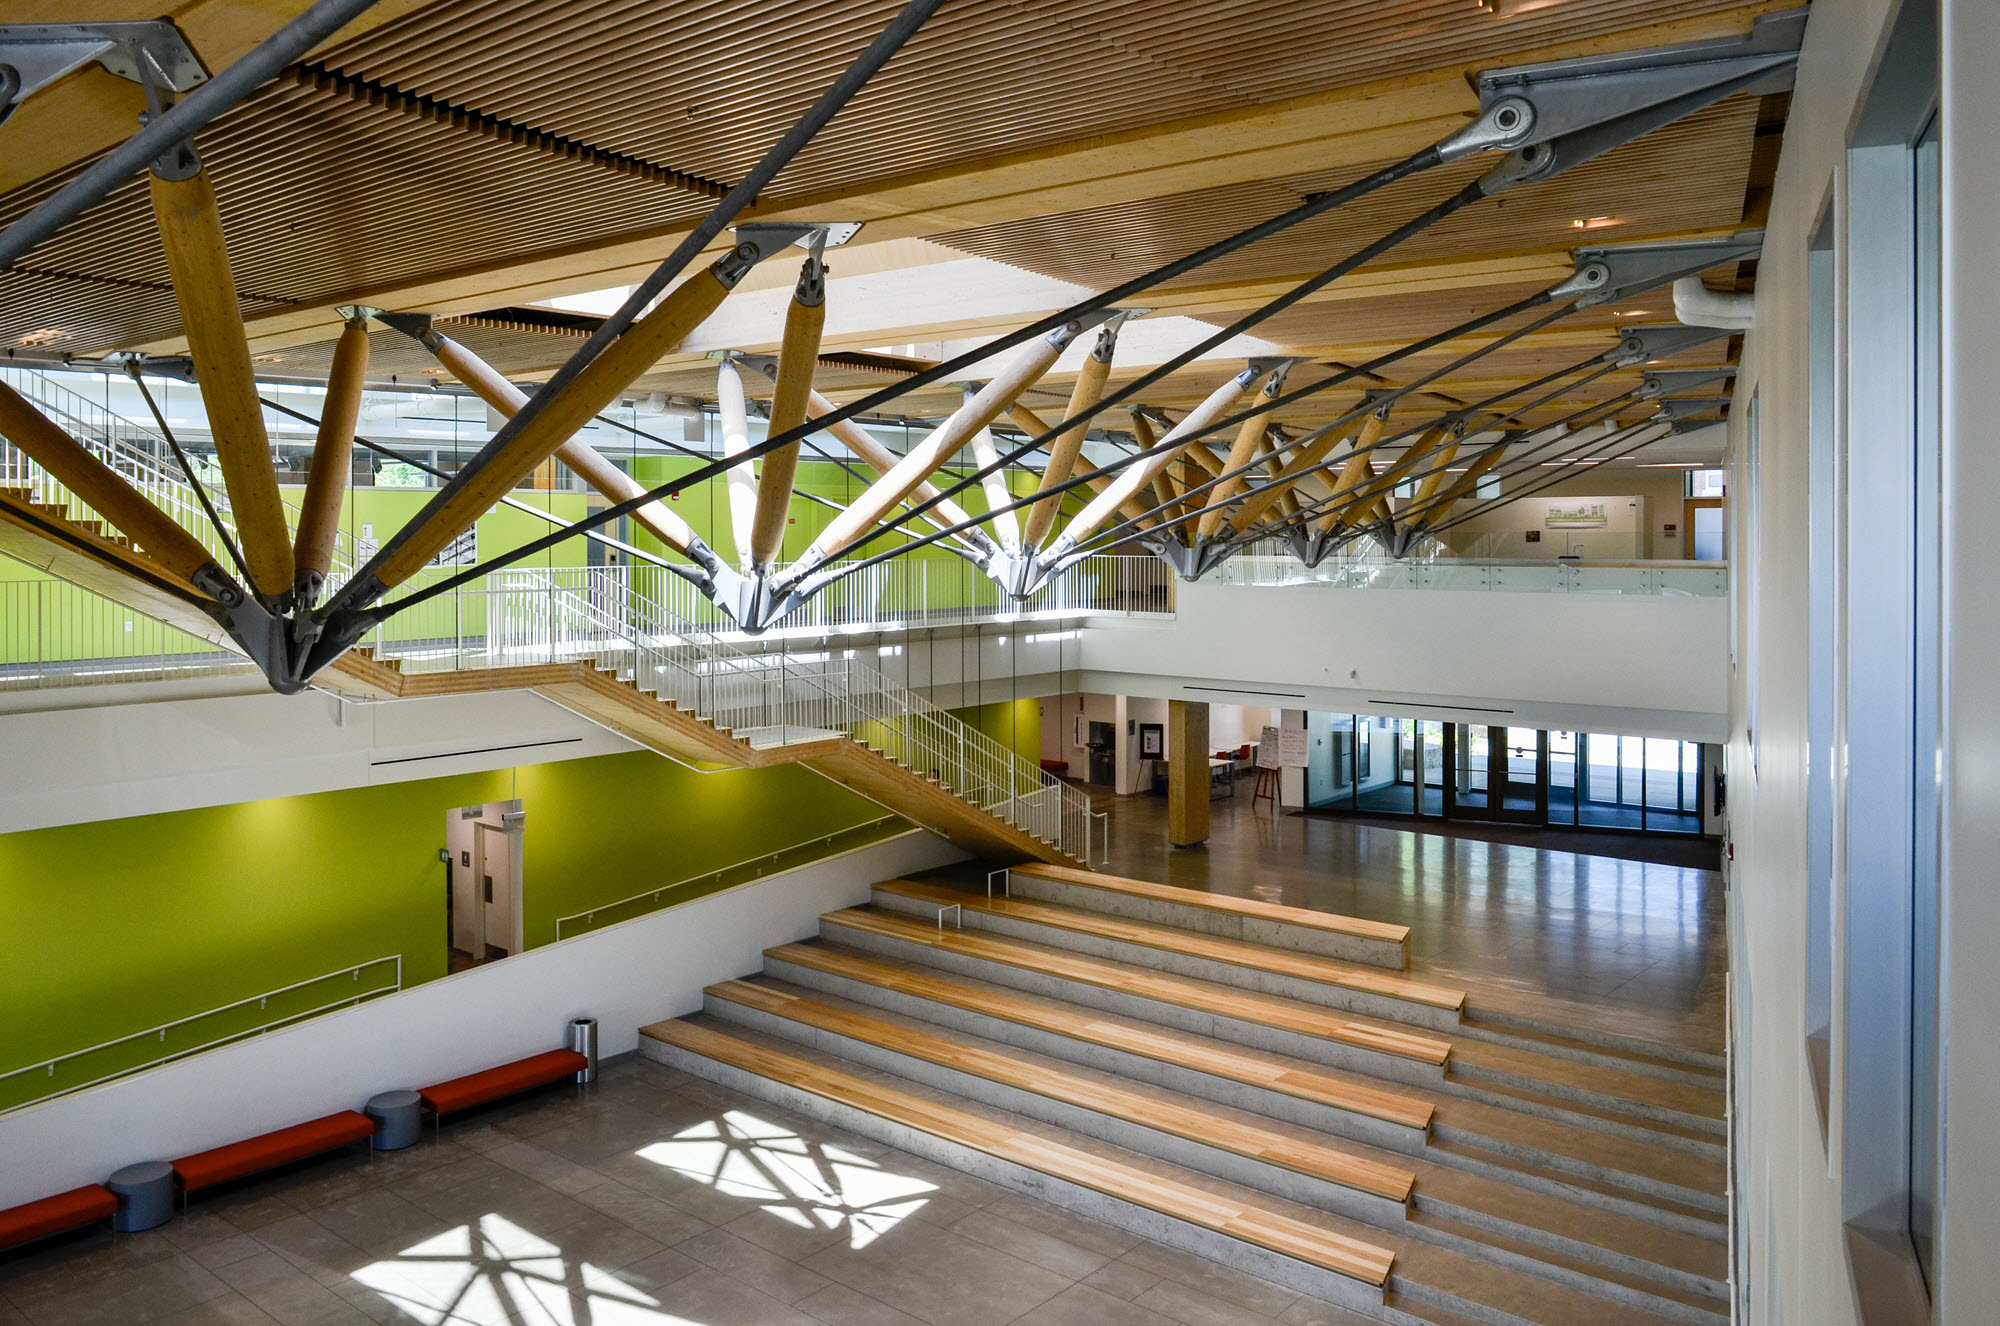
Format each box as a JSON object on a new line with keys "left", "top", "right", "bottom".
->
{"left": 1407, "top": 432, "right": 1467, "bottom": 509}
{"left": 1023, "top": 326, "right": 1117, "bottom": 549}
{"left": 1419, "top": 443, "right": 1508, "bottom": 523}
{"left": 804, "top": 324, "right": 1078, "bottom": 565}
{"left": 1337, "top": 424, "right": 1451, "bottom": 532}
{"left": 1197, "top": 377, "right": 1290, "bottom": 541}
{"left": 293, "top": 312, "right": 368, "bottom": 599}
{"left": 0, "top": 381, "right": 222, "bottom": 588}
{"left": 425, "top": 332, "right": 699, "bottom": 555}
{"left": 967, "top": 411, "right": 1021, "bottom": 553}
{"left": 803, "top": 385, "right": 987, "bottom": 540}
{"left": 1217, "top": 403, "right": 1372, "bottom": 536}
{"left": 1011, "top": 404, "right": 1152, "bottom": 528}
{"left": 1055, "top": 366, "right": 1263, "bottom": 552}
{"left": 148, "top": 170, "right": 294, "bottom": 601}
{"left": 376, "top": 266, "right": 735, "bottom": 589}
{"left": 750, "top": 257, "right": 827, "bottom": 568}
{"left": 718, "top": 359, "right": 759, "bottom": 569}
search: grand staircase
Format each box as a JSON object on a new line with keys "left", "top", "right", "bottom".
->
{"left": 0, "top": 369, "right": 1092, "bottom": 866}
{"left": 641, "top": 861, "right": 1729, "bottom": 1326}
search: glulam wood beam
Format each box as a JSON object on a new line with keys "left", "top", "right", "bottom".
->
{"left": 1023, "top": 326, "right": 1116, "bottom": 549}
{"left": 805, "top": 325, "right": 1077, "bottom": 564}
{"left": 425, "top": 328, "right": 699, "bottom": 554}
{"left": 374, "top": 267, "right": 734, "bottom": 588}
{"left": 750, "top": 257, "right": 827, "bottom": 568}
{"left": 0, "top": 380, "right": 222, "bottom": 589}
{"left": 718, "top": 358, "right": 759, "bottom": 568}
{"left": 293, "top": 309, "right": 368, "bottom": 600}
{"left": 149, "top": 169, "right": 294, "bottom": 600}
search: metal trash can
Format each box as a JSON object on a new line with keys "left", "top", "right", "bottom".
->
{"left": 567, "top": 1016, "right": 598, "bottom": 1084}
{"left": 365, "top": 1089, "right": 423, "bottom": 1151}
{"left": 106, "top": 1160, "right": 174, "bottom": 1231}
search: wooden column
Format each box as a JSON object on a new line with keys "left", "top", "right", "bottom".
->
{"left": 1167, "top": 699, "right": 1210, "bottom": 848}
{"left": 750, "top": 256, "right": 827, "bottom": 568}
{"left": 293, "top": 309, "right": 368, "bottom": 601}
{"left": 149, "top": 170, "right": 294, "bottom": 600}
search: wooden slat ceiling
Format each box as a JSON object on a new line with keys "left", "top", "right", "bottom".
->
{"left": 0, "top": 0, "right": 1776, "bottom": 462}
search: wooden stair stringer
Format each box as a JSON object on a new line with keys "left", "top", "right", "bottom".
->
{"left": 802, "top": 739, "right": 1077, "bottom": 865}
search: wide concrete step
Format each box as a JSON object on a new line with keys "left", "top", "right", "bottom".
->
{"left": 828, "top": 902, "right": 1724, "bottom": 1153}
{"left": 765, "top": 939, "right": 1726, "bottom": 1226}
{"left": 642, "top": 1012, "right": 1703, "bottom": 1326}
{"left": 706, "top": 975, "right": 1727, "bottom": 1321}
{"left": 874, "top": 878, "right": 1465, "bottom": 1027}
{"left": 1005, "top": 861, "right": 1412, "bottom": 970}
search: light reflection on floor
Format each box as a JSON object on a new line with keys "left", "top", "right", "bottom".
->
{"left": 353, "top": 1212, "right": 693, "bottom": 1324}
{"left": 349, "top": 1110, "right": 935, "bottom": 1324}
{"left": 636, "top": 1109, "right": 935, "bottom": 1248}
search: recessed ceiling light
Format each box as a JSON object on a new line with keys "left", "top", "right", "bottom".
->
{"left": 1570, "top": 216, "right": 1620, "bottom": 230}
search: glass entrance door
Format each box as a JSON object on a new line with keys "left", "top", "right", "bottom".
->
{"left": 1447, "top": 725, "right": 1546, "bottom": 823}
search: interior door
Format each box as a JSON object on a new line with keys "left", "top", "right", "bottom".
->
{"left": 1684, "top": 498, "right": 1724, "bottom": 559}
{"left": 474, "top": 822, "right": 514, "bottom": 960}
{"left": 1447, "top": 726, "right": 1546, "bottom": 823}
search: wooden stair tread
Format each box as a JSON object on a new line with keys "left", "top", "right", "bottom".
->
{"left": 1013, "top": 861, "right": 1410, "bottom": 947}
{"left": 643, "top": 1017, "right": 1397, "bottom": 1289}
{"left": 1447, "top": 1040, "right": 1727, "bottom": 1124}
{"left": 820, "top": 907, "right": 1453, "bottom": 1066}
{"left": 708, "top": 977, "right": 1419, "bottom": 1203}
{"left": 765, "top": 941, "right": 1435, "bottom": 1131}
{"left": 877, "top": 879, "right": 1465, "bottom": 1012}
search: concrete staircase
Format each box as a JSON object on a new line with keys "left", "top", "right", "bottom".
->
{"left": 641, "top": 864, "right": 1728, "bottom": 1326}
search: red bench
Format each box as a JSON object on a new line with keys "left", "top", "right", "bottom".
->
{"left": 418, "top": 1050, "right": 587, "bottom": 1118}
{"left": 170, "top": 1111, "right": 376, "bottom": 1193}
{"left": 0, "top": 1185, "right": 118, "bottom": 1250}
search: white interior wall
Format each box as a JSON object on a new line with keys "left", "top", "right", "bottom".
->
{"left": 0, "top": 829, "right": 963, "bottom": 1210}
{"left": 0, "top": 688, "right": 636, "bottom": 835}
{"left": 1727, "top": 0, "right": 2000, "bottom": 1321}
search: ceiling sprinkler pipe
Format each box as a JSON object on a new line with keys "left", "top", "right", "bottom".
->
{"left": 1673, "top": 276, "right": 1755, "bottom": 330}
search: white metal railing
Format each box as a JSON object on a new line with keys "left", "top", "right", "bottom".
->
{"left": 0, "top": 577, "right": 254, "bottom": 691}
{"left": 554, "top": 814, "right": 908, "bottom": 940}
{"left": 0, "top": 955, "right": 402, "bottom": 1115}
{"left": 360, "top": 566, "right": 1098, "bottom": 862}
{"left": 1207, "top": 552, "right": 1728, "bottom": 597}
{"left": 0, "top": 366, "right": 357, "bottom": 582}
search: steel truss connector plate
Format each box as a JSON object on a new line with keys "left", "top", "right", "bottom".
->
{"left": 1440, "top": 8, "right": 1806, "bottom": 164}
{"left": 1280, "top": 525, "right": 1346, "bottom": 570}
{"left": 1552, "top": 232, "right": 1764, "bottom": 307}
{"left": 1657, "top": 397, "right": 1732, "bottom": 422}
{"left": 1645, "top": 366, "right": 1739, "bottom": 397}
{"left": 1617, "top": 323, "right": 1738, "bottom": 363}
{"left": 0, "top": 21, "right": 206, "bottom": 122}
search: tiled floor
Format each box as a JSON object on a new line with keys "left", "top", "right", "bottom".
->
{"left": 0, "top": 1057, "right": 1375, "bottom": 1326}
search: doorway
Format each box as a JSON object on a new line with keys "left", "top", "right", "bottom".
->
{"left": 447, "top": 801, "right": 524, "bottom": 969}
{"left": 1684, "top": 498, "right": 1724, "bottom": 559}
{"left": 1447, "top": 725, "right": 1547, "bottom": 823}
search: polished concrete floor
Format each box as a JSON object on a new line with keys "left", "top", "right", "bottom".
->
{"left": 0, "top": 1057, "right": 1377, "bottom": 1326}
{"left": 1096, "top": 788, "right": 1726, "bottom": 1055}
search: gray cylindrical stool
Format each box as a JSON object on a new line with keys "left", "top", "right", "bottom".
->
{"left": 106, "top": 1160, "right": 174, "bottom": 1232}
{"left": 567, "top": 1017, "right": 598, "bottom": 1084}
{"left": 365, "top": 1090, "right": 423, "bottom": 1152}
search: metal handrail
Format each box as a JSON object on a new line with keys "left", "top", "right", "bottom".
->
{"left": 0, "top": 955, "right": 401, "bottom": 1114}
{"left": 553, "top": 814, "right": 907, "bottom": 940}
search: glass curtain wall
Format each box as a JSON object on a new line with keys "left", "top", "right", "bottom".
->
{"left": 1306, "top": 715, "right": 1705, "bottom": 835}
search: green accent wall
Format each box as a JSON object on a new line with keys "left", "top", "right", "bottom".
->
{"left": 948, "top": 697, "right": 1042, "bottom": 771}
{"left": 0, "top": 751, "right": 896, "bottom": 1108}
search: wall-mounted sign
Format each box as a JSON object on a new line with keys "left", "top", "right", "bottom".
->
{"left": 1545, "top": 502, "right": 1608, "bottom": 528}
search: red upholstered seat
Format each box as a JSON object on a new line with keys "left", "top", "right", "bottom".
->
{"left": 0, "top": 1185, "right": 117, "bottom": 1249}
{"left": 171, "top": 1111, "right": 376, "bottom": 1192}
{"left": 419, "top": 1050, "right": 587, "bottom": 1116}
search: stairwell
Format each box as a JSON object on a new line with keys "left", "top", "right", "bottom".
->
{"left": 0, "top": 371, "right": 1092, "bottom": 866}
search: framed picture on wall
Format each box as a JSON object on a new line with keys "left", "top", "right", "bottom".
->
{"left": 1139, "top": 723, "right": 1164, "bottom": 758}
